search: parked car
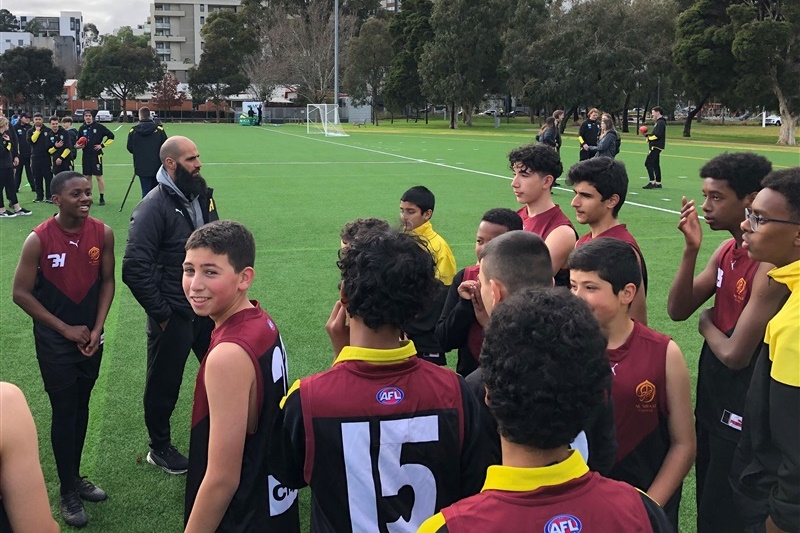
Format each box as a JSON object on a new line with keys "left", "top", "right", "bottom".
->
{"left": 72, "top": 109, "right": 89, "bottom": 123}
{"left": 119, "top": 110, "right": 134, "bottom": 123}
{"left": 764, "top": 114, "right": 782, "bottom": 126}
{"left": 96, "top": 110, "right": 113, "bottom": 122}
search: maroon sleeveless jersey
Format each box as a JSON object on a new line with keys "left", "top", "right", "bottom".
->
{"left": 516, "top": 205, "right": 576, "bottom": 286}
{"left": 32, "top": 216, "right": 105, "bottom": 360}
{"left": 607, "top": 322, "right": 670, "bottom": 493}
{"left": 270, "top": 343, "right": 490, "bottom": 532}
{"left": 185, "top": 303, "right": 300, "bottom": 532}
{"left": 696, "top": 239, "right": 760, "bottom": 440}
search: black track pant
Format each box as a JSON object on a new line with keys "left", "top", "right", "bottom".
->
{"left": 0, "top": 166, "right": 17, "bottom": 208}
{"left": 696, "top": 423, "right": 744, "bottom": 533}
{"left": 15, "top": 155, "right": 32, "bottom": 191}
{"left": 144, "top": 313, "right": 213, "bottom": 450}
{"left": 31, "top": 157, "right": 52, "bottom": 200}
{"left": 645, "top": 148, "right": 662, "bottom": 183}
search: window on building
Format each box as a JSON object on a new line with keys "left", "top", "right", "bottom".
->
{"left": 200, "top": 16, "right": 205, "bottom": 24}
{"left": 18, "top": 39, "right": 23, "bottom": 45}
{"left": 200, "top": 4, "right": 205, "bottom": 12}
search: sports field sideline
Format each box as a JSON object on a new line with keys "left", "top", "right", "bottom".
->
{"left": 0, "top": 120, "right": 797, "bottom": 531}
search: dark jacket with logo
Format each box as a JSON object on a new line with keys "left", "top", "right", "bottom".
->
{"left": 0, "top": 130, "right": 19, "bottom": 170}
{"left": 14, "top": 122, "right": 31, "bottom": 158}
{"left": 122, "top": 181, "right": 219, "bottom": 323}
{"left": 127, "top": 119, "right": 167, "bottom": 178}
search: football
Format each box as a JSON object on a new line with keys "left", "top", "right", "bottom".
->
{"left": 638, "top": 125, "right": 648, "bottom": 134}
{"left": 76, "top": 136, "right": 88, "bottom": 149}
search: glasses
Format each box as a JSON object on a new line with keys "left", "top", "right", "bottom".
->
{"left": 744, "top": 208, "right": 800, "bottom": 233}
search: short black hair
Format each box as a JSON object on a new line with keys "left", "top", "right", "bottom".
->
{"left": 340, "top": 218, "right": 391, "bottom": 246}
{"left": 481, "top": 287, "right": 610, "bottom": 449}
{"left": 699, "top": 153, "right": 772, "bottom": 199}
{"left": 480, "top": 207, "right": 523, "bottom": 232}
{"left": 508, "top": 143, "right": 564, "bottom": 185}
{"left": 762, "top": 167, "right": 800, "bottom": 219}
{"left": 566, "top": 157, "right": 629, "bottom": 217}
{"left": 568, "top": 237, "right": 641, "bottom": 293}
{"left": 48, "top": 116, "right": 59, "bottom": 123}
{"left": 62, "top": 116, "right": 73, "bottom": 124}
{"left": 652, "top": 106, "right": 664, "bottom": 115}
{"left": 33, "top": 112, "right": 43, "bottom": 119}
{"left": 51, "top": 171, "right": 87, "bottom": 195}
{"left": 185, "top": 220, "right": 255, "bottom": 273}
{"left": 338, "top": 228, "right": 438, "bottom": 331}
{"left": 479, "top": 231, "right": 552, "bottom": 292}
{"left": 401, "top": 186, "right": 435, "bottom": 213}
{"left": 83, "top": 110, "right": 93, "bottom": 116}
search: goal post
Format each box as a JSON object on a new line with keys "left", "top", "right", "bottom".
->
{"left": 306, "top": 104, "right": 349, "bottom": 137}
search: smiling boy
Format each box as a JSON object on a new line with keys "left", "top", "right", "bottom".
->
{"left": 12, "top": 171, "right": 115, "bottom": 528}
{"left": 182, "top": 220, "right": 299, "bottom": 532}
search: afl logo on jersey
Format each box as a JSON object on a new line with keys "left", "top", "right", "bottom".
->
{"left": 545, "top": 514, "right": 582, "bottom": 533}
{"left": 376, "top": 387, "right": 404, "bottom": 406}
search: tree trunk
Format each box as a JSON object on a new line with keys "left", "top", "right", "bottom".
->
{"left": 449, "top": 101, "right": 456, "bottom": 129}
{"left": 372, "top": 88, "right": 379, "bottom": 126}
{"left": 773, "top": 77, "right": 797, "bottom": 146}
{"left": 682, "top": 94, "right": 709, "bottom": 138}
{"left": 621, "top": 94, "right": 631, "bottom": 133}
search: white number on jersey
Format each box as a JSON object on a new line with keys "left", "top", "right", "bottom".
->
{"left": 342, "top": 415, "right": 439, "bottom": 532}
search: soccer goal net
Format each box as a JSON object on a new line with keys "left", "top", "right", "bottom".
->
{"left": 306, "top": 104, "right": 349, "bottom": 137}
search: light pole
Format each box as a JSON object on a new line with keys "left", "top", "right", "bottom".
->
{"left": 334, "top": 0, "right": 339, "bottom": 107}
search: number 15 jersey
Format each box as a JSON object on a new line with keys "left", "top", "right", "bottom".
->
{"left": 270, "top": 341, "right": 490, "bottom": 533}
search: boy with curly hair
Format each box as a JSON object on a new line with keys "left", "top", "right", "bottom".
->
{"left": 271, "top": 227, "right": 489, "bottom": 532}
{"left": 420, "top": 288, "right": 671, "bottom": 532}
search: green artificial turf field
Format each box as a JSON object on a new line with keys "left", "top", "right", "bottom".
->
{"left": 0, "top": 118, "right": 797, "bottom": 532}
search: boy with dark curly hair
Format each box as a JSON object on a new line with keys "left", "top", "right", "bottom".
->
{"left": 419, "top": 288, "right": 672, "bottom": 532}
{"left": 667, "top": 152, "right": 785, "bottom": 533}
{"left": 508, "top": 143, "right": 577, "bottom": 286}
{"left": 270, "top": 227, "right": 490, "bottom": 532}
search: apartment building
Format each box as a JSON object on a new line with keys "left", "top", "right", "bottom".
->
{"left": 149, "top": 0, "right": 240, "bottom": 83}
{"left": 18, "top": 11, "right": 83, "bottom": 58}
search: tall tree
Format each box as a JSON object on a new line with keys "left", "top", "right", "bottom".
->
{"left": 0, "top": 47, "right": 65, "bottom": 107}
{"left": 83, "top": 22, "right": 101, "bottom": 47}
{"left": 151, "top": 72, "right": 186, "bottom": 116}
{"left": 0, "top": 9, "right": 19, "bottom": 32}
{"left": 189, "top": 10, "right": 252, "bottom": 122}
{"left": 728, "top": 0, "right": 799, "bottom": 145}
{"left": 79, "top": 27, "right": 163, "bottom": 117}
{"left": 419, "top": 0, "right": 506, "bottom": 127}
{"left": 343, "top": 17, "right": 393, "bottom": 124}
{"left": 672, "top": 0, "right": 736, "bottom": 136}
{"left": 383, "top": 0, "right": 434, "bottom": 117}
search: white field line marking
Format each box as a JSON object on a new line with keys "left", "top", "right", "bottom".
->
{"left": 105, "top": 160, "right": 419, "bottom": 167}
{"left": 259, "top": 127, "right": 694, "bottom": 217}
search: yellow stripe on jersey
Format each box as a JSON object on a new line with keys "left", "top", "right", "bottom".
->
{"left": 766, "top": 260, "right": 800, "bottom": 386}
{"left": 279, "top": 379, "right": 301, "bottom": 410}
{"left": 417, "top": 512, "right": 446, "bottom": 533}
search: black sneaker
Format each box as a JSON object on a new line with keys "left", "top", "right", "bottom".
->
{"left": 33, "top": 198, "right": 44, "bottom": 203}
{"left": 654, "top": 183, "right": 662, "bottom": 188}
{"left": 0, "top": 211, "right": 16, "bottom": 218}
{"left": 147, "top": 445, "right": 188, "bottom": 475}
{"left": 98, "top": 198, "right": 106, "bottom": 206}
{"left": 642, "top": 182, "right": 655, "bottom": 189}
{"left": 60, "top": 491, "right": 88, "bottom": 528}
{"left": 14, "top": 207, "right": 32, "bottom": 216}
{"left": 76, "top": 477, "right": 107, "bottom": 502}
{"left": 45, "top": 199, "right": 53, "bottom": 204}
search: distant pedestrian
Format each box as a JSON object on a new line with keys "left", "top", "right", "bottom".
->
{"left": 257, "top": 104, "right": 262, "bottom": 126}
{"left": 642, "top": 106, "right": 667, "bottom": 189}
{"left": 537, "top": 117, "right": 558, "bottom": 149}
{"left": 579, "top": 108, "right": 600, "bottom": 161}
{"left": 586, "top": 114, "right": 621, "bottom": 159}
{"left": 13, "top": 113, "right": 33, "bottom": 192}
{"left": 127, "top": 107, "right": 168, "bottom": 198}
{"left": 552, "top": 110, "right": 564, "bottom": 152}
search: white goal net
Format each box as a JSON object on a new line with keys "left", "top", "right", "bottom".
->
{"left": 306, "top": 104, "right": 349, "bottom": 137}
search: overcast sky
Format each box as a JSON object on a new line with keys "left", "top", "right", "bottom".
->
{"left": 2, "top": 0, "right": 152, "bottom": 35}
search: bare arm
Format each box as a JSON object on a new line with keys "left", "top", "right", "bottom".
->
{"left": 184, "top": 343, "right": 254, "bottom": 533}
{"left": 646, "top": 341, "right": 696, "bottom": 507}
{"left": 12, "top": 233, "right": 90, "bottom": 347}
{"left": 0, "top": 383, "right": 61, "bottom": 533}
{"left": 667, "top": 197, "right": 719, "bottom": 321}
{"left": 83, "top": 225, "right": 115, "bottom": 357}
{"left": 545, "top": 225, "right": 578, "bottom": 276}
{"left": 698, "top": 262, "right": 790, "bottom": 370}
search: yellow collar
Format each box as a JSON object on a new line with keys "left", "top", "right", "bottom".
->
{"left": 482, "top": 450, "right": 589, "bottom": 493}
{"left": 333, "top": 340, "right": 417, "bottom": 365}
{"left": 411, "top": 221, "right": 436, "bottom": 240}
{"left": 769, "top": 259, "right": 800, "bottom": 292}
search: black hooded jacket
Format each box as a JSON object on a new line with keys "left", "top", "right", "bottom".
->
{"left": 127, "top": 119, "right": 167, "bottom": 178}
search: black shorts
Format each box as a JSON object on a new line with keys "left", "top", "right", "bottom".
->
{"left": 82, "top": 153, "right": 103, "bottom": 176}
{"left": 37, "top": 346, "right": 103, "bottom": 393}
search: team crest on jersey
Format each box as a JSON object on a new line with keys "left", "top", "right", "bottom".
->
{"left": 376, "top": 387, "right": 404, "bottom": 405}
{"left": 734, "top": 277, "right": 747, "bottom": 303}
{"left": 544, "top": 514, "right": 582, "bottom": 533}
{"left": 636, "top": 380, "right": 656, "bottom": 403}
{"left": 88, "top": 246, "right": 100, "bottom": 263}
